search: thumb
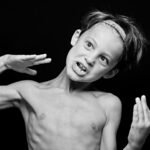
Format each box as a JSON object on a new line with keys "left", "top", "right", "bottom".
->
{"left": 0, "top": 62, "right": 7, "bottom": 73}
{"left": 22, "top": 68, "right": 37, "bottom": 75}
{"left": 0, "top": 62, "right": 4, "bottom": 68}
{"left": 0, "top": 66, "right": 6, "bottom": 73}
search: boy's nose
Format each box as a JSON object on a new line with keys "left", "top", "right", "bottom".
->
{"left": 84, "top": 57, "right": 95, "bottom": 67}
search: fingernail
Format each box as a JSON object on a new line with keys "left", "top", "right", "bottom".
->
{"left": 47, "top": 58, "right": 52, "bottom": 62}
{"left": 39, "top": 54, "right": 46, "bottom": 57}
{"left": 142, "top": 95, "right": 146, "bottom": 102}
{"left": 141, "top": 95, "right": 145, "bottom": 99}
{"left": 135, "top": 97, "right": 139, "bottom": 103}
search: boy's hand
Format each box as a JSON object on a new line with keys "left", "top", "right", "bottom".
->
{"left": 3, "top": 54, "right": 51, "bottom": 75}
{"left": 128, "top": 95, "right": 150, "bottom": 148}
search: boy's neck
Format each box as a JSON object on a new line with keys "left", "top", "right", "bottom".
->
{"left": 53, "top": 67, "right": 90, "bottom": 93}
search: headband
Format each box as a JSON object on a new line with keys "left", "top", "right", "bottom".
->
{"left": 103, "top": 20, "right": 126, "bottom": 41}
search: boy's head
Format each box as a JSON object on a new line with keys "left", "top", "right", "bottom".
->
{"left": 80, "top": 10, "right": 147, "bottom": 72}
{"left": 66, "top": 10, "right": 147, "bottom": 83}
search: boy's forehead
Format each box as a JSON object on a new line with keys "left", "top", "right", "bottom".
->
{"left": 84, "top": 23, "right": 121, "bottom": 41}
{"left": 103, "top": 20, "right": 126, "bottom": 41}
{"left": 85, "top": 21, "right": 126, "bottom": 41}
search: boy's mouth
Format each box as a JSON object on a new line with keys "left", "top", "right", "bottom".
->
{"left": 76, "top": 62, "right": 87, "bottom": 72}
{"left": 72, "top": 61, "right": 88, "bottom": 76}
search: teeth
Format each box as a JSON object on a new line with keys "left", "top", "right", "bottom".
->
{"left": 72, "top": 62, "right": 87, "bottom": 77}
{"left": 77, "top": 62, "right": 86, "bottom": 72}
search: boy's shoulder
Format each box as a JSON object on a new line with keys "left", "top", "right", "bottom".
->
{"left": 12, "top": 79, "right": 56, "bottom": 91}
{"left": 91, "top": 91, "right": 122, "bottom": 122}
{"left": 91, "top": 91, "right": 122, "bottom": 111}
{"left": 8, "top": 80, "right": 41, "bottom": 91}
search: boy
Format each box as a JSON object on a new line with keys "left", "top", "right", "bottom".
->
{"left": 0, "top": 10, "right": 149, "bottom": 150}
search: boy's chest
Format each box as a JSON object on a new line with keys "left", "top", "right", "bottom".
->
{"left": 24, "top": 90, "right": 107, "bottom": 137}
{"left": 34, "top": 92, "right": 107, "bottom": 133}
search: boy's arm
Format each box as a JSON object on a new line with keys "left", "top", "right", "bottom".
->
{"left": 0, "top": 83, "right": 22, "bottom": 109}
{"left": 123, "top": 95, "right": 150, "bottom": 150}
{"left": 99, "top": 95, "right": 122, "bottom": 150}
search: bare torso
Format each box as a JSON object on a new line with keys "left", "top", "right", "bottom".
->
{"left": 17, "top": 81, "right": 107, "bottom": 150}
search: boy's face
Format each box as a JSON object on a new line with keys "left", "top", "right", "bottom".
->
{"left": 66, "top": 22, "right": 124, "bottom": 83}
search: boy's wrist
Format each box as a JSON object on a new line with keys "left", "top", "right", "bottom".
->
{"left": 0, "top": 54, "right": 10, "bottom": 71}
{"left": 127, "top": 140, "right": 143, "bottom": 150}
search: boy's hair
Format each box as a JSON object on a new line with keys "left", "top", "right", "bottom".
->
{"left": 80, "top": 9, "right": 147, "bottom": 72}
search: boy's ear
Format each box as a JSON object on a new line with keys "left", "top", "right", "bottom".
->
{"left": 103, "top": 69, "right": 119, "bottom": 79}
{"left": 71, "top": 29, "right": 82, "bottom": 46}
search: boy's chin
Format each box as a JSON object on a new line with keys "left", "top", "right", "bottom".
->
{"left": 67, "top": 69, "right": 100, "bottom": 83}
{"left": 68, "top": 75, "right": 95, "bottom": 83}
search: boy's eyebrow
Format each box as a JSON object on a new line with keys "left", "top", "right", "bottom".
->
{"left": 102, "top": 52, "right": 113, "bottom": 62}
{"left": 86, "top": 36, "right": 98, "bottom": 47}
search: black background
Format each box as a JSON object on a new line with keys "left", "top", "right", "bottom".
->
{"left": 0, "top": 0, "right": 150, "bottom": 149}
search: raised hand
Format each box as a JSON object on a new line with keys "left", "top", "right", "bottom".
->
{"left": 1, "top": 54, "right": 51, "bottom": 75}
{"left": 128, "top": 95, "right": 150, "bottom": 149}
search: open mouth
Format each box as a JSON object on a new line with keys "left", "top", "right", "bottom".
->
{"left": 76, "top": 62, "right": 87, "bottom": 72}
{"left": 72, "top": 61, "right": 88, "bottom": 76}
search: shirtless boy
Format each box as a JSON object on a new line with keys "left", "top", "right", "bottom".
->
{"left": 0, "top": 10, "right": 150, "bottom": 150}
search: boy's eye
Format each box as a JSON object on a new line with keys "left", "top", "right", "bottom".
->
{"left": 99, "top": 55, "right": 109, "bottom": 65}
{"left": 85, "top": 41, "right": 94, "bottom": 49}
